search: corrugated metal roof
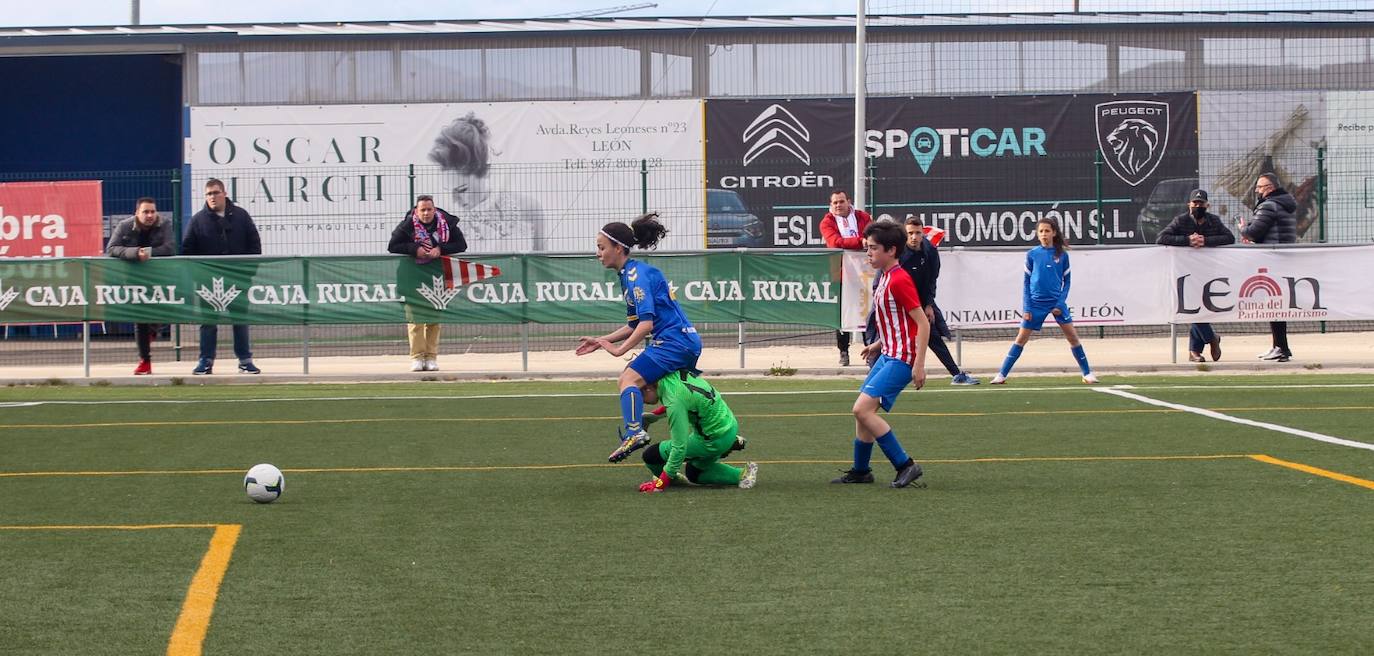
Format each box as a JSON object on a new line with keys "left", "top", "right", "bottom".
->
{"left": 1, "top": 11, "right": 1372, "bottom": 41}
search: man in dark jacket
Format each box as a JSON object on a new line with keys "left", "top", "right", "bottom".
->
{"left": 1240, "top": 173, "right": 1299, "bottom": 362}
{"left": 388, "top": 195, "right": 467, "bottom": 372}
{"left": 1156, "top": 189, "right": 1234, "bottom": 362}
{"left": 863, "top": 217, "right": 979, "bottom": 385}
{"left": 107, "top": 197, "right": 175, "bottom": 375}
{"left": 182, "top": 178, "right": 263, "bottom": 375}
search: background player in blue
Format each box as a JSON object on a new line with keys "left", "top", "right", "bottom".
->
{"left": 576, "top": 213, "right": 703, "bottom": 463}
{"left": 832, "top": 222, "right": 928, "bottom": 489}
{"left": 989, "top": 218, "right": 1098, "bottom": 385}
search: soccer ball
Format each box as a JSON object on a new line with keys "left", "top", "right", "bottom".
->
{"left": 244, "top": 463, "right": 284, "bottom": 504}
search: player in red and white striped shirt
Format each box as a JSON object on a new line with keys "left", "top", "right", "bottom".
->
{"left": 830, "top": 222, "right": 930, "bottom": 489}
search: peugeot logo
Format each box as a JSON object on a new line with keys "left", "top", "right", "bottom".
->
{"left": 742, "top": 104, "right": 811, "bottom": 167}
{"left": 1095, "top": 100, "right": 1170, "bottom": 187}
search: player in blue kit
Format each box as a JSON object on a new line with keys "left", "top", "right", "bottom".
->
{"left": 576, "top": 213, "right": 703, "bottom": 463}
{"left": 989, "top": 218, "right": 1098, "bottom": 385}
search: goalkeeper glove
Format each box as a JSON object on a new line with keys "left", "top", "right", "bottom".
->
{"left": 638, "top": 471, "right": 671, "bottom": 493}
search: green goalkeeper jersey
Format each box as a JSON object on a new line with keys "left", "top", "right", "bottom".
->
{"left": 657, "top": 371, "right": 739, "bottom": 478}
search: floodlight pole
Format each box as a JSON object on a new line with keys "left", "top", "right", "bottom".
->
{"left": 853, "top": 0, "right": 867, "bottom": 211}
{"left": 130, "top": 0, "right": 140, "bottom": 25}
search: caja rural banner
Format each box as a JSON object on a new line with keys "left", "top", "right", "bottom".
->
{"left": 0, "top": 252, "right": 841, "bottom": 327}
{"left": 0, "top": 181, "right": 103, "bottom": 258}
{"left": 189, "top": 101, "right": 703, "bottom": 255}
{"left": 705, "top": 93, "right": 1198, "bottom": 248}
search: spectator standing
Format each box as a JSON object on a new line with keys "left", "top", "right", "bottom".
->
{"left": 1156, "top": 189, "right": 1234, "bottom": 362}
{"left": 106, "top": 197, "right": 173, "bottom": 375}
{"left": 182, "top": 179, "right": 262, "bottom": 375}
{"left": 863, "top": 217, "right": 979, "bottom": 384}
{"left": 388, "top": 194, "right": 468, "bottom": 372}
{"left": 1240, "top": 173, "right": 1298, "bottom": 362}
{"left": 819, "top": 189, "right": 871, "bottom": 366}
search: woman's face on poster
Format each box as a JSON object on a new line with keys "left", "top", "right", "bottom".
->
{"left": 443, "top": 169, "right": 491, "bottom": 209}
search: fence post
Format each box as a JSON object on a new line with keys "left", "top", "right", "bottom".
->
{"left": 1316, "top": 146, "right": 1327, "bottom": 334}
{"left": 1316, "top": 146, "right": 1327, "bottom": 243}
{"left": 640, "top": 159, "right": 649, "bottom": 215}
{"left": 521, "top": 254, "right": 530, "bottom": 371}
{"left": 1094, "top": 149, "right": 1105, "bottom": 339}
{"left": 82, "top": 259, "right": 91, "bottom": 378}
{"left": 408, "top": 164, "right": 416, "bottom": 205}
{"left": 301, "top": 257, "right": 311, "bottom": 374}
{"left": 867, "top": 156, "right": 877, "bottom": 215}
{"left": 171, "top": 168, "right": 183, "bottom": 362}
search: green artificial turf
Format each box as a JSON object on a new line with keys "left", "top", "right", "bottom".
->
{"left": 2, "top": 375, "right": 1373, "bottom": 654}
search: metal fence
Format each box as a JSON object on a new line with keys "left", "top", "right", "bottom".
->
{"left": 3, "top": 151, "right": 1372, "bottom": 371}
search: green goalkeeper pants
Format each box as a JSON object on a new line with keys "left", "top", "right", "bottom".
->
{"left": 644, "top": 437, "right": 742, "bottom": 486}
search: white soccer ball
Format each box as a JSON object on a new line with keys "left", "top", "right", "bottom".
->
{"left": 244, "top": 463, "right": 284, "bottom": 504}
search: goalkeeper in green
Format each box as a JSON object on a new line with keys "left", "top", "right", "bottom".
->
{"left": 637, "top": 370, "right": 759, "bottom": 493}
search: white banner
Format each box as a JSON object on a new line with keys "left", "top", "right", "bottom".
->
{"left": 842, "top": 245, "right": 1374, "bottom": 329}
{"left": 1324, "top": 91, "right": 1374, "bottom": 244}
{"left": 938, "top": 247, "right": 1171, "bottom": 328}
{"left": 189, "top": 101, "right": 704, "bottom": 255}
{"left": 1170, "top": 245, "right": 1373, "bottom": 323}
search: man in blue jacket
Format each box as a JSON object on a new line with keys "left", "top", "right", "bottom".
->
{"left": 182, "top": 178, "right": 263, "bottom": 375}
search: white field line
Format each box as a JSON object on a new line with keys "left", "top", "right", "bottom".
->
{"left": 1095, "top": 386, "right": 1374, "bottom": 453}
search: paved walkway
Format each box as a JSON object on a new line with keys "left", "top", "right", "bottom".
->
{"left": 3, "top": 331, "right": 1371, "bottom": 385}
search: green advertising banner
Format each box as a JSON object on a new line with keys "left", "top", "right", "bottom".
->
{"left": 0, "top": 253, "right": 841, "bottom": 328}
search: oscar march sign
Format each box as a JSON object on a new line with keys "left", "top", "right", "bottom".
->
{"left": 189, "top": 101, "right": 704, "bottom": 255}
{"left": 705, "top": 93, "right": 1197, "bottom": 247}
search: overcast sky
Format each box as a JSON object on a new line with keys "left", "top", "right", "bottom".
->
{"left": 1, "top": 1, "right": 1366, "bottom": 28}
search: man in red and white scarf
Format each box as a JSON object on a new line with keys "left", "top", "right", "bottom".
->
{"left": 819, "top": 189, "right": 872, "bottom": 367}
{"left": 387, "top": 195, "right": 468, "bottom": 371}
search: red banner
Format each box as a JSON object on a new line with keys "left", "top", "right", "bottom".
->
{"left": 0, "top": 181, "right": 104, "bottom": 257}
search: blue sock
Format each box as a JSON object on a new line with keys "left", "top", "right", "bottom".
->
{"left": 1000, "top": 343, "right": 1025, "bottom": 377}
{"left": 1071, "top": 344, "right": 1091, "bottom": 375}
{"left": 874, "top": 431, "right": 911, "bottom": 469}
{"left": 852, "top": 439, "right": 874, "bottom": 472}
{"left": 619, "top": 386, "right": 643, "bottom": 434}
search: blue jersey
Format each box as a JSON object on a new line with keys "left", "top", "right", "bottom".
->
{"left": 619, "top": 258, "right": 698, "bottom": 350}
{"left": 1023, "top": 245, "right": 1071, "bottom": 309}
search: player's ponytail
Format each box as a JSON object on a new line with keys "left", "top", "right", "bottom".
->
{"left": 630, "top": 212, "right": 668, "bottom": 250}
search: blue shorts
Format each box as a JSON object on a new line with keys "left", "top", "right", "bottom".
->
{"left": 859, "top": 354, "right": 912, "bottom": 412}
{"left": 628, "top": 341, "right": 702, "bottom": 385}
{"left": 1022, "top": 300, "right": 1073, "bottom": 331}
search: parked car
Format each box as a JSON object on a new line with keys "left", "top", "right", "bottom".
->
{"left": 1135, "top": 177, "right": 1197, "bottom": 243}
{"left": 705, "top": 188, "right": 765, "bottom": 247}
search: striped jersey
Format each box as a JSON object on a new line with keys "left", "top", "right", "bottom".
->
{"left": 871, "top": 264, "right": 923, "bottom": 365}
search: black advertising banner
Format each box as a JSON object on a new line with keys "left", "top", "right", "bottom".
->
{"left": 705, "top": 93, "right": 1198, "bottom": 247}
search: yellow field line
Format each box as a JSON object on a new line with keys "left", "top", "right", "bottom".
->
{"left": 0, "top": 454, "right": 1251, "bottom": 479}
{"left": 166, "top": 524, "right": 241, "bottom": 656}
{"left": 0, "top": 523, "right": 223, "bottom": 530}
{"left": 1249, "top": 454, "right": 1374, "bottom": 491}
{"left": 0, "top": 522, "right": 242, "bottom": 656}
